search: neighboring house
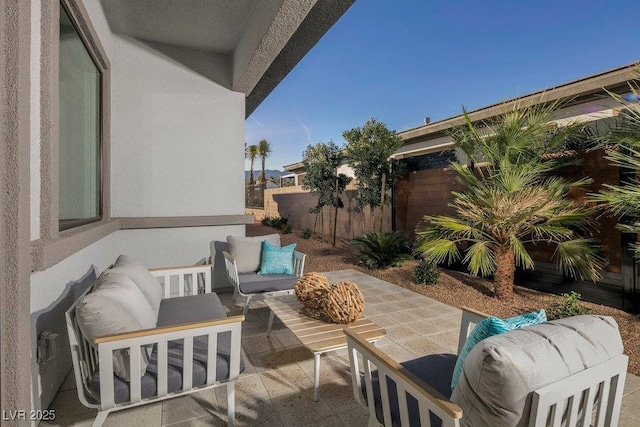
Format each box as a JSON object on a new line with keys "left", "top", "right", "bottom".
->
{"left": 393, "top": 63, "right": 637, "bottom": 310}
{"left": 1, "top": 0, "right": 354, "bottom": 417}
{"left": 274, "top": 63, "right": 639, "bottom": 310}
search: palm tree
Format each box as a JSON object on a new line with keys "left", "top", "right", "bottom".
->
{"left": 591, "top": 75, "right": 640, "bottom": 256}
{"left": 416, "top": 101, "right": 606, "bottom": 299}
{"left": 257, "top": 139, "right": 272, "bottom": 190}
{"left": 247, "top": 144, "right": 258, "bottom": 185}
{"left": 246, "top": 144, "right": 258, "bottom": 204}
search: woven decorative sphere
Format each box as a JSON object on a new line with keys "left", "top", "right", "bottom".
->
{"left": 322, "top": 281, "right": 365, "bottom": 324}
{"left": 295, "top": 272, "right": 331, "bottom": 309}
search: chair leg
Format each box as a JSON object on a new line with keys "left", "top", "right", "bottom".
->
{"left": 227, "top": 381, "right": 236, "bottom": 427}
{"left": 93, "top": 410, "right": 110, "bottom": 427}
{"left": 242, "top": 295, "right": 252, "bottom": 317}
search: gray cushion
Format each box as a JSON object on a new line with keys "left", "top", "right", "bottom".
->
{"left": 76, "top": 273, "right": 156, "bottom": 381}
{"left": 91, "top": 293, "right": 245, "bottom": 403}
{"left": 451, "top": 315, "right": 624, "bottom": 427}
{"left": 365, "top": 353, "right": 457, "bottom": 427}
{"left": 238, "top": 272, "right": 298, "bottom": 294}
{"left": 227, "top": 234, "right": 281, "bottom": 273}
{"left": 105, "top": 254, "right": 163, "bottom": 316}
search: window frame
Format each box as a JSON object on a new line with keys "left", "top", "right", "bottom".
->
{"left": 58, "top": 1, "right": 104, "bottom": 231}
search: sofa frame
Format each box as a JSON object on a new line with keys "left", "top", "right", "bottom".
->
{"left": 345, "top": 307, "right": 628, "bottom": 427}
{"left": 65, "top": 264, "right": 244, "bottom": 427}
{"left": 223, "top": 250, "right": 306, "bottom": 316}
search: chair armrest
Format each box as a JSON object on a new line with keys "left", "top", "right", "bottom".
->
{"left": 457, "top": 306, "right": 490, "bottom": 355}
{"left": 150, "top": 264, "right": 212, "bottom": 297}
{"left": 222, "top": 251, "right": 240, "bottom": 290}
{"left": 94, "top": 315, "right": 245, "bottom": 344}
{"left": 344, "top": 326, "right": 463, "bottom": 422}
{"left": 293, "top": 251, "right": 306, "bottom": 277}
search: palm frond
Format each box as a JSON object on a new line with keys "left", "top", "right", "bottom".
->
{"left": 553, "top": 239, "right": 606, "bottom": 281}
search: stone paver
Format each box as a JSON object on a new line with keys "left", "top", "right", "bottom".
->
{"left": 45, "top": 269, "right": 640, "bottom": 426}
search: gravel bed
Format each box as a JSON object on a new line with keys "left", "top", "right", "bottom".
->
{"left": 248, "top": 224, "right": 640, "bottom": 375}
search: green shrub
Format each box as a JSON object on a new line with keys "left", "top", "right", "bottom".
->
{"left": 351, "top": 231, "right": 412, "bottom": 269}
{"left": 282, "top": 224, "right": 292, "bottom": 234}
{"left": 547, "top": 291, "right": 590, "bottom": 320}
{"left": 414, "top": 258, "right": 439, "bottom": 285}
{"left": 260, "top": 216, "right": 272, "bottom": 226}
{"left": 260, "top": 215, "right": 289, "bottom": 230}
{"left": 301, "top": 228, "right": 312, "bottom": 239}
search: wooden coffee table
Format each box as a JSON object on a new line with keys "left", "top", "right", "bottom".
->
{"left": 265, "top": 295, "right": 386, "bottom": 401}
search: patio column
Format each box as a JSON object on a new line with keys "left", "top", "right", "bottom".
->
{"left": 1, "top": 0, "right": 33, "bottom": 422}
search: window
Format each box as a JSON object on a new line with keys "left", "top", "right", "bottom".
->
{"left": 58, "top": 4, "right": 102, "bottom": 230}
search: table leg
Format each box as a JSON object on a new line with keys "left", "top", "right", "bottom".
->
{"left": 267, "top": 310, "right": 274, "bottom": 337}
{"left": 314, "top": 352, "right": 321, "bottom": 402}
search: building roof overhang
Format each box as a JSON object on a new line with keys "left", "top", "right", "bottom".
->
{"left": 100, "top": 0, "right": 355, "bottom": 117}
{"left": 398, "top": 63, "right": 638, "bottom": 145}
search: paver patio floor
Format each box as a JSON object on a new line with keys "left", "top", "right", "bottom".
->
{"left": 44, "top": 270, "right": 640, "bottom": 426}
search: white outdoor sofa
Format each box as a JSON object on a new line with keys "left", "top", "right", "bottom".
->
{"left": 346, "top": 307, "right": 628, "bottom": 427}
{"left": 66, "top": 256, "right": 244, "bottom": 427}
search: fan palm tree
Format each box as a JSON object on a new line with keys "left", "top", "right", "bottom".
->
{"left": 246, "top": 144, "right": 259, "bottom": 204}
{"left": 257, "top": 139, "right": 272, "bottom": 190}
{"left": 416, "top": 101, "right": 606, "bottom": 299}
{"left": 590, "top": 74, "right": 640, "bottom": 255}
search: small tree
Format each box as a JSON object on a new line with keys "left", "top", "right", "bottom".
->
{"left": 343, "top": 118, "right": 405, "bottom": 232}
{"left": 302, "top": 141, "right": 352, "bottom": 245}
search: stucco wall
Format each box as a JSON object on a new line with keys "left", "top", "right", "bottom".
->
{"left": 108, "top": 36, "right": 245, "bottom": 217}
{"left": 29, "top": 0, "right": 247, "bottom": 413}
{"left": 30, "top": 233, "right": 115, "bottom": 412}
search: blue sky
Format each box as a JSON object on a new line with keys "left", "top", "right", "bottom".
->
{"left": 246, "top": 0, "right": 640, "bottom": 171}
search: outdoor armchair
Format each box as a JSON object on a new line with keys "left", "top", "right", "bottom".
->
{"left": 345, "top": 307, "right": 628, "bottom": 427}
{"left": 223, "top": 234, "right": 306, "bottom": 316}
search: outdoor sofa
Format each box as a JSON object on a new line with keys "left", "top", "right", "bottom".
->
{"left": 65, "top": 255, "right": 244, "bottom": 427}
{"left": 346, "top": 307, "right": 628, "bottom": 427}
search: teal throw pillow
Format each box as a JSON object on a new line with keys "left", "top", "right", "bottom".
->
{"left": 258, "top": 241, "right": 296, "bottom": 275}
{"left": 451, "top": 309, "right": 547, "bottom": 391}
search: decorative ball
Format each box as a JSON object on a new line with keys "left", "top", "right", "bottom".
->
{"left": 295, "top": 272, "right": 331, "bottom": 309}
{"left": 322, "top": 281, "right": 365, "bottom": 324}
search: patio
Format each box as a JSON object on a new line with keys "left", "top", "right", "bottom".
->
{"left": 44, "top": 270, "right": 640, "bottom": 426}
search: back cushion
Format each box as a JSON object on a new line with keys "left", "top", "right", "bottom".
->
{"left": 227, "top": 234, "right": 281, "bottom": 273}
{"left": 451, "top": 315, "right": 624, "bottom": 427}
{"left": 75, "top": 273, "right": 157, "bottom": 381}
{"left": 105, "top": 254, "right": 163, "bottom": 316}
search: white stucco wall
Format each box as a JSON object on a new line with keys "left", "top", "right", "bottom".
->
{"left": 30, "top": 233, "right": 115, "bottom": 414}
{"left": 108, "top": 37, "right": 245, "bottom": 217}
{"left": 29, "top": 0, "right": 248, "bottom": 413}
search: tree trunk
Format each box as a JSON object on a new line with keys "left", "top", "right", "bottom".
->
{"left": 333, "top": 178, "right": 339, "bottom": 246}
{"left": 379, "top": 172, "right": 386, "bottom": 232}
{"left": 494, "top": 246, "right": 515, "bottom": 299}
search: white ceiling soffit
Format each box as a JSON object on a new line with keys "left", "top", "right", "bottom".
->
{"left": 100, "top": 0, "right": 355, "bottom": 116}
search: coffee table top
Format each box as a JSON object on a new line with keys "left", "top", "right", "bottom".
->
{"left": 265, "top": 295, "right": 386, "bottom": 353}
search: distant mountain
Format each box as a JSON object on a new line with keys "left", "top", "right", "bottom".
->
{"left": 245, "top": 169, "right": 285, "bottom": 182}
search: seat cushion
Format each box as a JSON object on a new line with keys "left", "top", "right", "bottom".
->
{"left": 227, "top": 234, "right": 281, "bottom": 273}
{"left": 451, "top": 315, "right": 624, "bottom": 427}
{"left": 76, "top": 273, "right": 156, "bottom": 381}
{"left": 365, "top": 353, "right": 457, "bottom": 427}
{"left": 91, "top": 292, "right": 245, "bottom": 403}
{"left": 105, "top": 254, "right": 163, "bottom": 316}
{"left": 238, "top": 272, "right": 298, "bottom": 294}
